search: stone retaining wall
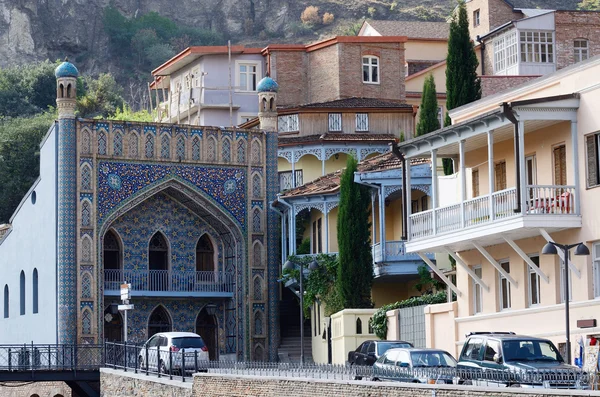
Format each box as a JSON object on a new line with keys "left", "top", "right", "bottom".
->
{"left": 100, "top": 368, "right": 192, "bottom": 397}
{"left": 192, "top": 373, "right": 600, "bottom": 397}
{"left": 0, "top": 382, "right": 71, "bottom": 397}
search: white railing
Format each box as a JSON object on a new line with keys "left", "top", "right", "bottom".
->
{"left": 372, "top": 241, "right": 411, "bottom": 263}
{"left": 410, "top": 210, "right": 434, "bottom": 239}
{"left": 409, "top": 185, "right": 577, "bottom": 240}
{"left": 526, "top": 185, "right": 576, "bottom": 215}
{"left": 372, "top": 242, "right": 383, "bottom": 263}
{"left": 104, "top": 270, "right": 234, "bottom": 293}
{"left": 436, "top": 204, "right": 461, "bottom": 234}
{"left": 464, "top": 196, "right": 490, "bottom": 227}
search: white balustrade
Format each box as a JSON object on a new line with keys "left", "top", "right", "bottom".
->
{"left": 463, "top": 196, "right": 490, "bottom": 227}
{"left": 103, "top": 269, "right": 234, "bottom": 293}
{"left": 526, "top": 185, "right": 576, "bottom": 215}
{"left": 493, "top": 188, "right": 517, "bottom": 219}
{"left": 410, "top": 210, "right": 434, "bottom": 239}
{"left": 436, "top": 204, "right": 461, "bottom": 234}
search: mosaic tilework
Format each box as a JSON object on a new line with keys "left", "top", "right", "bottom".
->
{"left": 57, "top": 117, "right": 78, "bottom": 344}
{"left": 96, "top": 161, "right": 247, "bottom": 229}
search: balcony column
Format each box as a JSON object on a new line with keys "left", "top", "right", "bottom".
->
{"left": 405, "top": 160, "right": 412, "bottom": 239}
{"left": 371, "top": 191, "right": 377, "bottom": 243}
{"left": 571, "top": 120, "right": 580, "bottom": 215}
{"left": 459, "top": 140, "right": 466, "bottom": 228}
{"left": 518, "top": 121, "right": 527, "bottom": 213}
{"left": 291, "top": 150, "right": 296, "bottom": 188}
{"left": 281, "top": 214, "right": 287, "bottom": 263}
{"left": 324, "top": 206, "right": 330, "bottom": 253}
{"left": 289, "top": 206, "right": 296, "bottom": 255}
{"left": 321, "top": 148, "right": 326, "bottom": 176}
{"left": 488, "top": 130, "right": 495, "bottom": 220}
{"left": 431, "top": 149, "right": 438, "bottom": 235}
{"left": 378, "top": 189, "right": 386, "bottom": 262}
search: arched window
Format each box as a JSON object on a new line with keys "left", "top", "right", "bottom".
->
{"left": 192, "top": 136, "right": 201, "bottom": 161}
{"left": 253, "top": 242, "right": 263, "bottom": 268}
{"left": 253, "top": 276, "right": 263, "bottom": 301}
{"left": 160, "top": 134, "right": 171, "bottom": 159}
{"left": 81, "top": 237, "right": 91, "bottom": 263}
{"left": 98, "top": 130, "right": 107, "bottom": 155}
{"left": 113, "top": 132, "right": 123, "bottom": 156}
{"left": 66, "top": 84, "right": 72, "bottom": 98}
{"left": 81, "top": 129, "right": 91, "bottom": 154}
{"left": 222, "top": 138, "right": 231, "bottom": 162}
{"left": 103, "top": 230, "right": 121, "bottom": 271}
{"left": 149, "top": 232, "right": 168, "bottom": 271}
{"left": 148, "top": 306, "right": 172, "bottom": 338}
{"left": 20, "top": 271, "right": 25, "bottom": 315}
{"left": 145, "top": 133, "right": 155, "bottom": 158}
{"left": 251, "top": 139, "right": 261, "bottom": 164}
{"left": 82, "top": 309, "right": 92, "bottom": 334}
{"left": 129, "top": 133, "right": 139, "bottom": 158}
{"left": 196, "top": 234, "right": 214, "bottom": 272}
{"left": 237, "top": 140, "right": 246, "bottom": 163}
{"left": 356, "top": 318, "right": 362, "bottom": 334}
{"left": 81, "top": 273, "right": 92, "bottom": 299}
{"left": 252, "top": 174, "right": 262, "bottom": 198}
{"left": 81, "top": 165, "right": 91, "bottom": 191}
{"left": 252, "top": 208, "right": 262, "bottom": 233}
{"left": 176, "top": 135, "right": 186, "bottom": 160}
{"left": 207, "top": 136, "right": 217, "bottom": 162}
{"left": 32, "top": 269, "right": 38, "bottom": 314}
{"left": 254, "top": 344, "right": 264, "bottom": 361}
{"left": 254, "top": 311, "right": 263, "bottom": 335}
{"left": 3, "top": 285, "right": 8, "bottom": 318}
{"left": 81, "top": 200, "right": 91, "bottom": 227}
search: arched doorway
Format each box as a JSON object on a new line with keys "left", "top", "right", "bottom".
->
{"left": 148, "top": 306, "right": 171, "bottom": 338}
{"left": 149, "top": 232, "right": 169, "bottom": 290}
{"left": 196, "top": 234, "right": 215, "bottom": 272}
{"left": 196, "top": 307, "right": 218, "bottom": 360}
{"left": 104, "top": 230, "right": 122, "bottom": 290}
{"left": 104, "top": 306, "right": 123, "bottom": 342}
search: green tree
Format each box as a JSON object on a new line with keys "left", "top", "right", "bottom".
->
{"left": 77, "top": 73, "right": 125, "bottom": 118}
{"left": 444, "top": 0, "right": 481, "bottom": 174}
{"left": 0, "top": 112, "right": 56, "bottom": 223}
{"left": 416, "top": 74, "right": 440, "bottom": 137}
{"left": 578, "top": 0, "right": 600, "bottom": 9}
{"left": 336, "top": 156, "right": 373, "bottom": 308}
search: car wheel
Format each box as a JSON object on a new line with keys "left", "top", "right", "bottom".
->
{"left": 160, "top": 360, "right": 168, "bottom": 374}
{"left": 138, "top": 356, "right": 145, "bottom": 370}
{"left": 371, "top": 377, "right": 380, "bottom": 382}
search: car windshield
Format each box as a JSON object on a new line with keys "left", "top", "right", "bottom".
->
{"left": 376, "top": 342, "right": 412, "bottom": 355}
{"left": 171, "top": 337, "right": 205, "bottom": 349}
{"left": 502, "top": 340, "right": 562, "bottom": 362}
{"left": 411, "top": 351, "right": 457, "bottom": 367}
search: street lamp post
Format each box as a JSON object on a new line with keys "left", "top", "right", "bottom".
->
{"left": 541, "top": 241, "right": 589, "bottom": 364}
{"left": 283, "top": 258, "right": 320, "bottom": 365}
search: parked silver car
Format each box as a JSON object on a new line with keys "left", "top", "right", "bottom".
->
{"left": 372, "top": 348, "right": 457, "bottom": 384}
{"left": 138, "top": 332, "right": 209, "bottom": 373}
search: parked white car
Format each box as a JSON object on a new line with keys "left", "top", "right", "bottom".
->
{"left": 138, "top": 332, "right": 209, "bottom": 373}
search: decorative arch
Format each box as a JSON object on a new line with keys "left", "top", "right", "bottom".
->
{"left": 356, "top": 318, "right": 362, "bottom": 334}
{"left": 207, "top": 136, "right": 217, "bottom": 162}
{"left": 113, "top": 131, "right": 123, "bottom": 156}
{"left": 251, "top": 139, "right": 262, "bottom": 164}
{"left": 104, "top": 306, "right": 123, "bottom": 342}
{"left": 196, "top": 234, "right": 215, "bottom": 272}
{"left": 80, "top": 164, "right": 92, "bottom": 191}
{"left": 129, "top": 132, "right": 139, "bottom": 158}
{"left": 222, "top": 137, "right": 232, "bottom": 163}
{"left": 82, "top": 309, "right": 92, "bottom": 335}
{"left": 196, "top": 306, "right": 218, "bottom": 360}
{"left": 253, "top": 310, "right": 264, "bottom": 336}
{"left": 412, "top": 184, "right": 431, "bottom": 196}
{"left": 19, "top": 271, "right": 25, "bottom": 315}
{"left": 191, "top": 136, "right": 201, "bottom": 161}
{"left": 148, "top": 231, "right": 169, "bottom": 272}
{"left": 252, "top": 241, "right": 264, "bottom": 268}
{"left": 176, "top": 134, "right": 186, "bottom": 160}
{"left": 147, "top": 305, "right": 172, "bottom": 338}
{"left": 252, "top": 173, "right": 262, "bottom": 198}
{"left": 81, "top": 128, "right": 91, "bottom": 154}
{"left": 81, "top": 273, "right": 92, "bottom": 299}
{"left": 98, "top": 130, "right": 107, "bottom": 155}
{"left": 254, "top": 343, "right": 265, "bottom": 361}
{"left": 32, "top": 268, "right": 38, "bottom": 314}
{"left": 81, "top": 199, "right": 92, "bottom": 227}
{"left": 253, "top": 275, "right": 263, "bottom": 301}
{"left": 145, "top": 133, "right": 155, "bottom": 158}
{"left": 81, "top": 236, "right": 92, "bottom": 263}
{"left": 103, "top": 229, "right": 122, "bottom": 271}
{"left": 160, "top": 133, "right": 171, "bottom": 159}
{"left": 252, "top": 207, "right": 262, "bottom": 233}
{"left": 237, "top": 139, "right": 246, "bottom": 163}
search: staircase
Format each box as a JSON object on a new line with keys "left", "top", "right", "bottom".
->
{"left": 278, "top": 322, "right": 312, "bottom": 363}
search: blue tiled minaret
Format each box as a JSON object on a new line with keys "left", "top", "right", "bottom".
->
{"left": 55, "top": 60, "right": 78, "bottom": 344}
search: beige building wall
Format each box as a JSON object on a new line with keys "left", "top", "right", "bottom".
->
{"left": 405, "top": 41, "right": 448, "bottom": 61}
{"left": 330, "top": 309, "right": 377, "bottom": 364}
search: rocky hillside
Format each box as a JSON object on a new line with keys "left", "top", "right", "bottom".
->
{"left": 0, "top": 0, "right": 581, "bottom": 84}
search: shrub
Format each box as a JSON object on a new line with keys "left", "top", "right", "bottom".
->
{"left": 322, "top": 12, "right": 334, "bottom": 25}
{"left": 367, "top": 6, "right": 377, "bottom": 18}
{"left": 301, "top": 6, "right": 321, "bottom": 26}
{"left": 296, "top": 237, "right": 311, "bottom": 255}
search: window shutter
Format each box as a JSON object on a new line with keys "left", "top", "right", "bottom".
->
{"left": 495, "top": 162, "right": 506, "bottom": 191}
{"left": 553, "top": 145, "right": 567, "bottom": 185}
{"left": 587, "top": 135, "right": 598, "bottom": 187}
{"left": 472, "top": 169, "right": 479, "bottom": 197}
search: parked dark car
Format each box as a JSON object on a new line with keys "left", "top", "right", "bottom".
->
{"left": 457, "top": 332, "right": 587, "bottom": 389}
{"left": 348, "top": 340, "right": 413, "bottom": 366}
{"left": 372, "top": 348, "right": 457, "bottom": 384}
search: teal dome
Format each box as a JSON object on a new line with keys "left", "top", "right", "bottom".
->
{"left": 257, "top": 76, "right": 279, "bottom": 93}
{"left": 55, "top": 61, "right": 79, "bottom": 78}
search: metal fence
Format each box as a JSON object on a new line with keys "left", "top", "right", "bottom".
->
{"left": 397, "top": 305, "right": 426, "bottom": 348}
{"left": 103, "top": 342, "right": 597, "bottom": 389}
{"left": 0, "top": 343, "right": 103, "bottom": 371}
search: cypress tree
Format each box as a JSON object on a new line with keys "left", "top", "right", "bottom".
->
{"left": 443, "top": 0, "right": 481, "bottom": 173}
{"left": 416, "top": 74, "right": 440, "bottom": 137}
{"left": 336, "top": 156, "right": 373, "bottom": 308}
